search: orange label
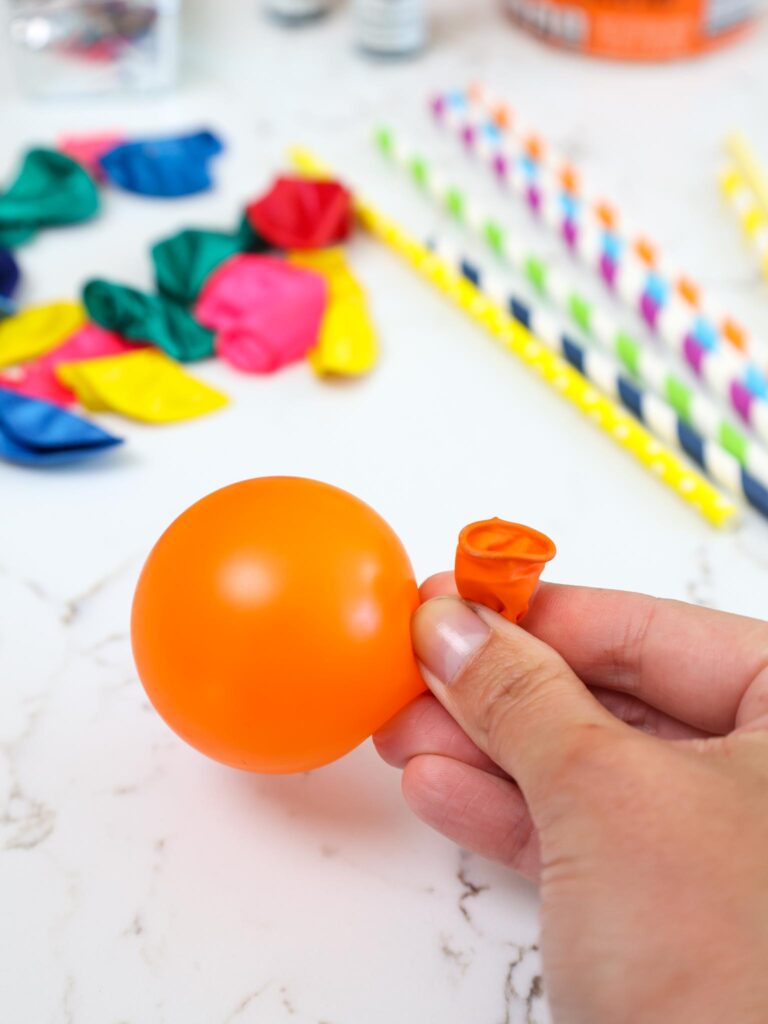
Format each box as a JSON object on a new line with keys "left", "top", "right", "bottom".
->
{"left": 504, "top": 0, "right": 753, "bottom": 60}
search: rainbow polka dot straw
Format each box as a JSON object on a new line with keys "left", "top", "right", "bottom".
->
{"left": 719, "top": 165, "right": 768, "bottom": 281}
{"left": 430, "top": 89, "right": 768, "bottom": 413}
{"left": 287, "top": 145, "right": 738, "bottom": 529}
{"left": 374, "top": 125, "right": 768, "bottom": 482}
{"left": 459, "top": 84, "right": 756, "bottom": 363}
{"left": 430, "top": 238, "right": 768, "bottom": 521}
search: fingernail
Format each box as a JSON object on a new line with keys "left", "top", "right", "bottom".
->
{"left": 412, "top": 596, "right": 491, "bottom": 685}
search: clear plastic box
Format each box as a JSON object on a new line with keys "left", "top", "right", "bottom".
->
{"left": 6, "top": 0, "right": 180, "bottom": 97}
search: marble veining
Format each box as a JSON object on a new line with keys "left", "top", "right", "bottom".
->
{"left": 2, "top": 2, "right": 768, "bottom": 1021}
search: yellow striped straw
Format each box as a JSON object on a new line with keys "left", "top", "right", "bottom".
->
{"left": 288, "top": 145, "right": 738, "bottom": 529}
{"left": 725, "top": 133, "right": 768, "bottom": 217}
{"left": 719, "top": 164, "right": 768, "bottom": 280}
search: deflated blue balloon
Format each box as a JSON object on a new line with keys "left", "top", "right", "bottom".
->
{"left": 100, "top": 130, "right": 224, "bottom": 198}
{"left": 0, "top": 248, "right": 20, "bottom": 315}
{"left": 0, "top": 387, "right": 123, "bottom": 466}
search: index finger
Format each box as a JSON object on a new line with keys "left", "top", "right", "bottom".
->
{"left": 420, "top": 573, "right": 768, "bottom": 734}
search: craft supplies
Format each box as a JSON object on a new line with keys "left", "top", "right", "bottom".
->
{"left": 99, "top": 130, "right": 224, "bottom": 198}
{"left": 428, "top": 100, "right": 768, "bottom": 438}
{"left": 436, "top": 240, "right": 768, "bottom": 520}
{"left": 374, "top": 127, "right": 768, "bottom": 484}
{"left": 725, "top": 133, "right": 768, "bottom": 217}
{"left": 0, "top": 386, "right": 122, "bottom": 465}
{"left": 58, "top": 133, "right": 127, "bottom": 181}
{"left": 289, "top": 145, "right": 739, "bottom": 529}
{"left": 246, "top": 176, "right": 354, "bottom": 249}
{"left": 0, "top": 301, "right": 86, "bottom": 369}
{"left": 57, "top": 349, "right": 228, "bottom": 424}
{"left": 131, "top": 477, "right": 426, "bottom": 773}
{"left": 0, "top": 323, "right": 140, "bottom": 407}
{"left": 720, "top": 135, "right": 768, "bottom": 282}
{"left": 500, "top": 0, "right": 755, "bottom": 60}
{"left": 456, "top": 518, "right": 556, "bottom": 622}
{"left": 0, "top": 149, "right": 100, "bottom": 248}
{"left": 195, "top": 255, "right": 327, "bottom": 374}
{"left": 288, "top": 249, "right": 378, "bottom": 376}
{"left": 354, "top": 0, "right": 426, "bottom": 55}
{"left": 152, "top": 219, "right": 271, "bottom": 306}
{"left": 719, "top": 166, "right": 768, "bottom": 281}
{"left": 8, "top": 0, "right": 180, "bottom": 98}
{"left": 83, "top": 280, "right": 215, "bottom": 361}
{"left": 0, "top": 250, "right": 21, "bottom": 316}
{"left": 442, "top": 87, "right": 755, "bottom": 364}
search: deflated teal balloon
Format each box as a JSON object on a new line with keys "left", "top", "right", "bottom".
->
{"left": 0, "top": 149, "right": 100, "bottom": 248}
{"left": 151, "top": 215, "right": 271, "bottom": 306}
{"left": 83, "top": 279, "right": 214, "bottom": 362}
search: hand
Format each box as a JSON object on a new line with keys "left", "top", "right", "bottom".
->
{"left": 374, "top": 577, "right": 768, "bottom": 1024}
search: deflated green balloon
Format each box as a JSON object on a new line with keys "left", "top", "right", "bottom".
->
{"left": 0, "top": 149, "right": 100, "bottom": 248}
{"left": 83, "top": 279, "right": 214, "bottom": 362}
{"left": 151, "top": 215, "right": 270, "bottom": 306}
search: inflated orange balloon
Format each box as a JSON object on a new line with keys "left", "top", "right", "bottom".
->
{"left": 131, "top": 477, "right": 425, "bottom": 773}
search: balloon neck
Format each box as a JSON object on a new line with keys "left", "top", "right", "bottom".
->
{"left": 455, "top": 517, "right": 556, "bottom": 622}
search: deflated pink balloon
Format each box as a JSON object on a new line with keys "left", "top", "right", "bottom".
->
{"left": 195, "top": 254, "right": 326, "bottom": 374}
{"left": 58, "top": 133, "right": 127, "bottom": 182}
{"left": 0, "top": 322, "right": 139, "bottom": 406}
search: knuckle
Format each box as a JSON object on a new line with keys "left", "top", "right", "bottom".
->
{"left": 454, "top": 634, "right": 568, "bottom": 753}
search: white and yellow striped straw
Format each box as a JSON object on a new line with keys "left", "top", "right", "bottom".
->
{"left": 288, "top": 145, "right": 737, "bottom": 529}
{"left": 725, "top": 133, "right": 768, "bottom": 217}
{"left": 719, "top": 164, "right": 768, "bottom": 280}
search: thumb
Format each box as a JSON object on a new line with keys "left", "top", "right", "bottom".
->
{"left": 411, "top": 596, "right": 626, "bottom": 810}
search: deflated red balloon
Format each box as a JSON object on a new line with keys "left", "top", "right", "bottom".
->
{"left": 246, "top": 176, "right": 353, "bottom": 249}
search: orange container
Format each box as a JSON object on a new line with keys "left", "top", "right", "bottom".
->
{"left": 502, "top": 0, "right": 755, "bottom": 60}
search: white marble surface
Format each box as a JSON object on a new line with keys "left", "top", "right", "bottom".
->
{"left": 2, "top": 3, "right": 768, "bottom": 1022}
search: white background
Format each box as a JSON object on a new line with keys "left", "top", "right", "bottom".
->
{"left": 1, "top": 2, "right": 768, "bottom": 1022}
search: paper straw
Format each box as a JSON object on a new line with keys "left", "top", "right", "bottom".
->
{"left": 374, "top": 126, "right": 768, "bottom": 481}
{"left": 433, "top": 240, "right": 768, "bottom": 520}
{"left": 725, "top": 133, "right": 768, "bottom": 217}
{"left": 719, "top": 164, "right": 768, "bottom": 281}
{"left": 432, "top": 90, "right": 768, "bottom": 404}
{"left": 288, "top": 145, "right": 738, "bottom": 529}
{"left": 462, "top": 84, "right": 754, "bottom": 360}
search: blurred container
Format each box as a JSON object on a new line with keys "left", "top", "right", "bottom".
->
{"left": 7, "top": 0, "right": 179, "bottom": 97}
{"left": 355, "top": 0, "right": 426, "bottom": 55}
{"left": 265, "top": 0, "right": 332, "bottom": 19}
{"left": 502, "top": 0, "right": 755, "bottom": 59}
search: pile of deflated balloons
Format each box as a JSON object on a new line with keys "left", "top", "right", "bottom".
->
{"left": 0, "top": 129, "right": 379, "bottom": 469}
{"left": 0, "top": 387, "right": 122, "bottom": 466}
{"left": 0, "top": 249, "right": 20, "bottom": 315}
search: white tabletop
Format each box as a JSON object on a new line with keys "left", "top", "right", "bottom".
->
{"left": 2, "top": 3, "right": 768, "bottom": 1021}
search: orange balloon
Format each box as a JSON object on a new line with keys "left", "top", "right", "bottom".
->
{"left": 131, "top": 477, "right": 425, "bottom": 773}
{"left": 455, "top": 518, "right": 556, "bottom": 623}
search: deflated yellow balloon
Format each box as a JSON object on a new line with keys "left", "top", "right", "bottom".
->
{"left": 288, "top": 249, "right": 377, "bottom": 377}
{"left": 57, "top": 349, "right": 228, "bottom": 424}
{"left": 0, "top": 301, "right": 85, "bottom": 370}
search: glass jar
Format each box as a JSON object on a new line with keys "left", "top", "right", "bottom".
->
{"left": 7, "top": 0, "right": 180, "bottom": 97}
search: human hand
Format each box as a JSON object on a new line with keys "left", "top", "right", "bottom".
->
{"left": 374, "top": 578, "right": 768, "bottom": 1024}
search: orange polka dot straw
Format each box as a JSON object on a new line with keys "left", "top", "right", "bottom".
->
{"left": 431, "top": 86, "right": 762, "bottom": 372}
{"left": 676, "top": 276, "right": 700, "bottom": 307}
